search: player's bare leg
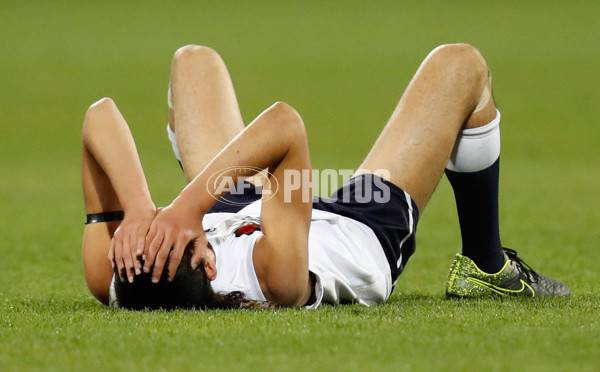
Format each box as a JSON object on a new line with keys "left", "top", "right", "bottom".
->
{"left": 357, "top": 43, "right": 505, "bottom": 273}
{"left": 168, "top": 45, "right": 245, "bottom": 182}
{"left": 358, "top": 43, "right": 569, "bottom": 297}
{"left": 355, "top": 43, "right": 495, "bottom": 212}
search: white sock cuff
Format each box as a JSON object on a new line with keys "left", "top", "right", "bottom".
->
{"left": 168, "top": 83, "right": 174, "bottom": 111}
{"left": 446, "top": 109, "right": 501, "bottom": 172}
{"left": 166, "top": 123, "right": 182, "bottom": 162}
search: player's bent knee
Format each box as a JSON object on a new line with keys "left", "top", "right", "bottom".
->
{"left": 428, "top": 43, "right": 489, "bottom": 91}
{"left": 431, "top": 43, "right": 480, "bottom": 58}
{"left": 430, "top": 43, "right": 487, "bottom": 72}
{"left": 172, "top": 44, "right": 222, "bottom": 67}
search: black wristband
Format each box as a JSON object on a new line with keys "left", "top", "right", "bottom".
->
{"left": 85, "top": 210, "right": 125, "bottom": 225}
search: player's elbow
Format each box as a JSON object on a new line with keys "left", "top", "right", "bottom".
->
{"left": 269, "top": 101, "right": 302, "bottom": 122}
{"left": 82, "top": 97, "right": 117, "bottom": 140}
{"left": 88, "top": 97, "right": 116, "bottom": 113}
{"left": 84, "top": 97, "right": 117, "bottom": 124}
{"left": 269, "top": 282, "right": 310, "bottom": 308}
{"left": 266, "top": 101, "right": 307, "bottom": 143}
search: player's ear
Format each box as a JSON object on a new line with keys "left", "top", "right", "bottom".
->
{"left": 204, "top": 259, "right": 217, "bottom": 281}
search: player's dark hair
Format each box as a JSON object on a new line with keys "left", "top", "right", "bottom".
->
{"left": 113, "top": 247, "right": 274, "bottom": 310}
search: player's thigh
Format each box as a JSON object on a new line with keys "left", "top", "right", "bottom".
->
{"left": 355, "top": 44, "right": 494, "bottom": 211}
{"left": 169, "top": 45, "right": 245, "bottom": 180}
{"left": 354, "top": 120, "right": 458, "bottom": 213}
{"left": 82, "top": 221, "right": 119, "bottom": 305}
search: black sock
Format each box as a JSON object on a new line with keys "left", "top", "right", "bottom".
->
{"left": 445, "top": 158, "right": 505, "bottom": 273}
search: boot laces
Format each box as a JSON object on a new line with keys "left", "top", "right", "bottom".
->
{"left": 503, "top": 248, "right": 540, "bottom": 283}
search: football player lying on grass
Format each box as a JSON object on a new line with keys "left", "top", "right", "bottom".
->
{"left": 81, "top": 44, "right": 569, "bottom": 309}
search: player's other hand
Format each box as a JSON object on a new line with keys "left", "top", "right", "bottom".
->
{"left": 143, "top": 203, "right": 207, "bottom": 283}
{"left": 108, "top": 204, "right": 156, "bottom": 283}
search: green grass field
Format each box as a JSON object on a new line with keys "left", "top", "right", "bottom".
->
{"left": 1, "top": 1, "right": 599, "bottom": 370}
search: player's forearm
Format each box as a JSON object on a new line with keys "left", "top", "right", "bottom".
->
{"left": 82, "top": 98, "right": 154, "bottom": 213}
{"left": 172, "top": 101, "right": 308, "bottom": 214}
